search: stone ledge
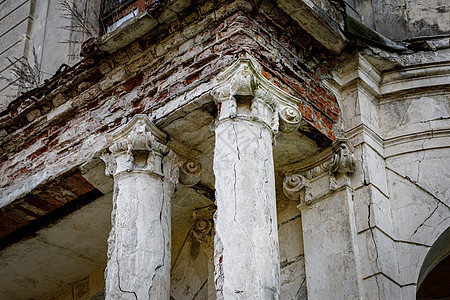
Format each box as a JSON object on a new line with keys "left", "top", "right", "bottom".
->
{"left": 277, "top": 0, "right": 347, "bottom": 54}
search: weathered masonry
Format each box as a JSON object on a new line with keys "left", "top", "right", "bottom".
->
{"left": 0, "top": 0, "right": 449, "bottom": 299}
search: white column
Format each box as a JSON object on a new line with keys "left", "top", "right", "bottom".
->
{"left": 105, "top": 115, "right": 172, "bottom": 300}
{"left": 212, "top": 58, "right": 301, "bottom": 299}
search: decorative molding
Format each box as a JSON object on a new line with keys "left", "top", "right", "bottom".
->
{"left": 283, "top": 140, "right": 355, "bottom": 207}
{"left": 283, "top": 174, "right": 313, "bottom": 205}
{"left": 179, "top": 160, "right": 202, "bottom": 186}
{"left": 380, "top": 62, "right": 450, "bottom": 95}
{"left": 384, "top": 128, "right": 450, "bottom": 158}
{"left": 329, "top": 53, "right": 450, "bottom": 99}
{"left": 99, "top": 151, "right": 117, "bottom": 177}
{"left": 279, "top": 106, "right": 301, "bottom": 133}
{"left": 109, "top": 114, "right": 169, "bottom": 176}
{"left": 304, "top": 141, "right": 355, "bottom": 179}
{"left": 192, "top": 205, "right": 216, "bottom": 244}
{"left": 211, "top": 56, "right": 301, "bottom": 134}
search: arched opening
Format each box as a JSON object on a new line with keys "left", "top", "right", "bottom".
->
{"left": 416, "top": 227, "right": 450, "bottom": 299}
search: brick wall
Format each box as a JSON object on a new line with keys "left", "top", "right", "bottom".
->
{"left": 0, "top": 0, "right": 341, "bottom": 205}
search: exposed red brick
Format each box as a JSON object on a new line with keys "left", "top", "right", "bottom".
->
{"left": 228, "top": 34, "right": 260, "bottom": 52}
{"left": 194, "top": 49, "right": 218, "bottom": 68}
{"left": 227, "top": 11, "right": 248, "bottom": 25}
{"left": 38, "top": 192, "right": 66, "bottom": 207}
{"left": 213, "top": 40, "right": 229, "bottom": 53}
{"left": 322, "top": 116, "right": 335, "bottom": 134}
{"left": 329, "top": 104, "right": 340, "bottom": 116}
{"left": 310, "top": 72, "right": 320, "bottom": 82}
{"left": 181, "top": 56, "right": 195, "bottom": 68}
{"left": 292, "top": 82, "right": 305, "bottom": 96}
{"left": 85, "top": 100, "right": 99, "bottom": 110}
{"left": 122, "top": 73, "right": 144, "bottom": 92}
{"left": 210, "top": 21, "right": 225, "bottom": 36}
{"left": 303, "top": 105, "right": 312, "bottom": 121}
{"left": 0, "top": 1, "right": 342, "bottom": 197}
{"left": 48, "top": 136, "right": 60, "bottom": 150}
{"left": 157, "top": 90, "right": 169, "bottom": 103}
{"left": 16, "top": 206, "right": 41, "bottom": 219}
{"left": 27, "top": 145, "right": 48, "bottom": 163}
{"left": 27, "top": 195, "right": 59, "bottom": 212}
{"left": 146, "top": 87, "right": 158, "bottom": 98}
{"left": 13, "top": 166, "right": 30, "bottom": 177}
{"left": 262, "top": 70, "right": 271, "bottom": 80}
{"left": 131, "top": 104, "right": 146, "bottom": 115}
{"left": 202, "top": 33, "right": 217, "bottom": 49}
{"left": 96, "top": 125, "right": 109, "bottom": 133}
{"left": 186, "top": 70, "right": 202, "bottom": 85}
{"left": 169, "top": 82, "right": 186, "bottom": 98}
{"left": 114, "top": 118, "right": 122, "bottom": 127}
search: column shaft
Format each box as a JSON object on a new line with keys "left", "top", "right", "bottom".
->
{"left": 214, "top": 119, "right": 280, "bottom": 299}
{"left": 106, "top": 171, "right": 170, "bottom": 299}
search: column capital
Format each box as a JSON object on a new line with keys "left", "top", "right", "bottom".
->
{"left": 211, "top": 56, "right": 302, "bottom": 133}
{"left": 304, "top": 141, "right": 356, "bottom": 179}
{"left": 109, "top": 114, "right": 169, "bottom": 176}
{"left": 192, "top": 204, "right": 216, "bottom": 244}
{"left": 178, "top": 159, "right": 202, "bottom": 186}
{"left": 283, "top": 140, "right": 356, "bottom": 208}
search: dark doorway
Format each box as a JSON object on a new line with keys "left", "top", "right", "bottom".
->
{"left": 416, "top": 227, "right": 450, "bottom": 300}
{"left": 417, "top": 255, "right": 450, "bottom": 299}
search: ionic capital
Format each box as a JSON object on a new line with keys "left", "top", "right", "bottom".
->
{"left": 283, "top": 140, "right": 356, "bottom": 208}
{"left": 283, "top": 174, "right": 313, "bottom": 205}
{"left": 211, "top": 56, "right": 301, "bottom": 134}
{"left": 192, "top": 204, "right": 216, "bottom": 244}
{"left": 330, "top": 142, "right": 356, "bottom": 174}
{"left": 179, "top": 159, "right": 202, "bottom": 186}
{"left": 304, "top": 141, "right": 356, "bottom": 180}
{"left": 110, "top": 114, "right": 169, "bottom": 176}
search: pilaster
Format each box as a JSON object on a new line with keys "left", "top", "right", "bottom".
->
{"left": 328, "top": 53, "right": 402, "bottom": 298}
{"left": 283, "top": 141, "right": 363, "bottom": 300}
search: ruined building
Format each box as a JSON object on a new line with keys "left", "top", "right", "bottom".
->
{"left": 0, "top": 0, "right": 449, "bottom": 299}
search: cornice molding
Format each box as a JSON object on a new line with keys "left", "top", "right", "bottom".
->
{"left": 380, "top": 62, "right": 450, "bottom": 95}
{"left": 329, "top": 53, "right": 450, "bottom": 98}
{"left": 277, "top": 0, "right": 347, "bottom": 54}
